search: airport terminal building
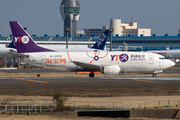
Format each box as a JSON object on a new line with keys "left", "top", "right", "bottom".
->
{"left": 111, "top": 34, "right": 180, "bottom": 50}
{"left": 1, "top": 33, "right": 180, "bottom": 51}
{"left": 76, "top": 19, "right": 151, "bottom": 37}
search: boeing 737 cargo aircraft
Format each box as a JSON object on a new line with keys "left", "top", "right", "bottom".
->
{"left": 9, "top": 21, "right": 175, "bottom": 77}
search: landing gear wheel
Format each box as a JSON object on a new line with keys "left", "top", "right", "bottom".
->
{"left": 152, "top": 74, "right": 156, "bottom": 78}
{"left": 89, "top": 72, "right": 94, "bottom": 78}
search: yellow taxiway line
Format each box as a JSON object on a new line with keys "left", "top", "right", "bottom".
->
{"left": 16, "top": 78, "right": 49, "bottom": 84}
{"left": 134, "top": 79, "right": 155, "bottom": 83}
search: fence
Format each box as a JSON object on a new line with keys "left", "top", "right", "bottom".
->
{"left": 0, "top": 99, "right": 56, "bottom": 114}
{"left": 0, "top": 99, "right": 180, "bottom": 113}
{"left": 66, "top": 99, "right": 180, "bottom": 109}
{"left": 0, "top": 104, "right": 56, "bottom": 114}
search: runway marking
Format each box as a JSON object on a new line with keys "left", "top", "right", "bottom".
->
{"left": 134, "top": 79, "right": 155, "bottom": 83}
{"left": 16, "top": 78, "right": 49, "bottom": 84}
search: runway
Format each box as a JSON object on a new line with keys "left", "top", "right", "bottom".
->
{"left": 0, "top": 64, "right": 180, "bottom": 97}
{"left": 0, "top": 76, "right": 179, "bottom": 97}
{"left": 0, "top": 77, "right": 180, "bottom": 85}
{"left": 111, "top": 77, "right": 180, "bottom": 81}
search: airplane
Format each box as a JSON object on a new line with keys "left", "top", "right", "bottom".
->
{"left": 8, "top": 21, "right": 175, "bottom": 77}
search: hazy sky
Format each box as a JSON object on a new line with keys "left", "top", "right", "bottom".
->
{"left": 0, "top": 0, "right": 180, "bottom": 36}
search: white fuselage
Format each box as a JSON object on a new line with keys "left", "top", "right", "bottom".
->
{"left": 23, "top": 50, "right": 175, "bottom": 73}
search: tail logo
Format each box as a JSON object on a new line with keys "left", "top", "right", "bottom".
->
{"left": 14, "top": 36, "right": 29, "bottom": 44}
{"left": 97, "top": 34, "right": 107, "bottom": 47}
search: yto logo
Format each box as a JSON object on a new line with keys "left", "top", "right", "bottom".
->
{"left": 14, "top": 36, "right": 29, "bottom": 44}
{"left": 111, "top": 54, "right": 129, "bottom": 62}
{"left": 120, "top": 54, "right": 129, "bottom": 62}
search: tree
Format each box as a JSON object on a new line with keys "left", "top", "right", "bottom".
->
{"left": 53, "top": 91, "right": 67, "bottom": 111}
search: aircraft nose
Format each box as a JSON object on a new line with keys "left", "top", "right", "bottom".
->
{"left": 168, "top": 60, "right": 175, "bottom": 68}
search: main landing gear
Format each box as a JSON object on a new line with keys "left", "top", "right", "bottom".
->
{"left": 89, "top": 72, "right": 94, "bottom": 78}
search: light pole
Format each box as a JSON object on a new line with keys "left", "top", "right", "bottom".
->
{"left": 110, "top": 28, "right": 114, "bottom": 51}
{"left": 64, "top": 27, "right": 71, "bottom": 49}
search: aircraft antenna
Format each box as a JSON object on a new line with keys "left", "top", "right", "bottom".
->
{"left": 131, "top": 17, "right": 133, "bottom": 22}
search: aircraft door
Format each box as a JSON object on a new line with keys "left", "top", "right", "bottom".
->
{"left": 149, "top": 55, "right": 154, "bottom": 64}
{"left": 159, "top": 61, "right": 163, "bottom": 68}
{"left": 41, "top": 55, "right": 46, "bottom": 68}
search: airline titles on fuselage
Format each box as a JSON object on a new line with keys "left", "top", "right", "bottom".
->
{"left": 130, "top": 54, "right": 145, "bottom": 61}
{"left": 46, "top": 54, "right": 65, "bottom": 67}
{"left": 111, "top": 54, "right": 146, "bottom": 62}
{"left": 46, "top": 58, "right": 66, "bottom": 67}
{"left": 50, "top": 55, "right": 62, "bottom": 57}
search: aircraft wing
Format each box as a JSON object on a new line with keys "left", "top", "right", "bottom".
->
{"left": 72, "top": 61, "right": 102, "bottom": 71}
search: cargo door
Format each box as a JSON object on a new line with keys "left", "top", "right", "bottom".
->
{"left": 149, "top": 55, "right": 154, "bottom": 64}
{"left": 41, "top": 55, "right": 46, "bottom": 68}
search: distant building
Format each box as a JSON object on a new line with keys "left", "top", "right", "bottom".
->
{"left": 110, "top": 19, "right": 121, "bottom": 36}
{"left": 76, "top": 30, "right": 85, "bottom": 37}
{"left": 110, "top": 18, "right": 151, "bottom": 36}
{"left": 121, "top": 22, "right": 151, "bottom": 36}
{"left": 79, "top": 18, "right": 151, "bottom": 37}
{"left": 83, "top": 26, "right": 109, "bottom": 37}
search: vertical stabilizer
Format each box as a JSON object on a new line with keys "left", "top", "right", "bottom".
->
{"left": 9, "top": 21, "right": 54, "bottom": 53}
{"left": 91, "top": 30, "right": 110, "bottom": 50}
{"left": 7, "top": 40, "right": 16, "bottom": 49}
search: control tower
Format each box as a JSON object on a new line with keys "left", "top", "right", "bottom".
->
{"left": 60, "top": 0, "right": 81, "bottom": 36}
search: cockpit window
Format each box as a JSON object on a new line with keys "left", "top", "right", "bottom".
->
{"left": 159, "top": 57, "right": 166, "bottom": 60}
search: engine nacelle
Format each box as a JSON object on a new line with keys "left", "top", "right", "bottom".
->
{"left": 102, "top": 65, "right": 121, "bottom": 75}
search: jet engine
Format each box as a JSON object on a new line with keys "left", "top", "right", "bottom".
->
{"left": 102, "top": 65, "right": 121, "bottom": 75}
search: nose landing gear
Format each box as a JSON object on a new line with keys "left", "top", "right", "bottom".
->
{"left": 152, "top": 74, "right": 157, "bottom": 78}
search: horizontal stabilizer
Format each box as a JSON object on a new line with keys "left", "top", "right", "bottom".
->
{"left": 7, "top": 51, "right": 29, "bottom": 58}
